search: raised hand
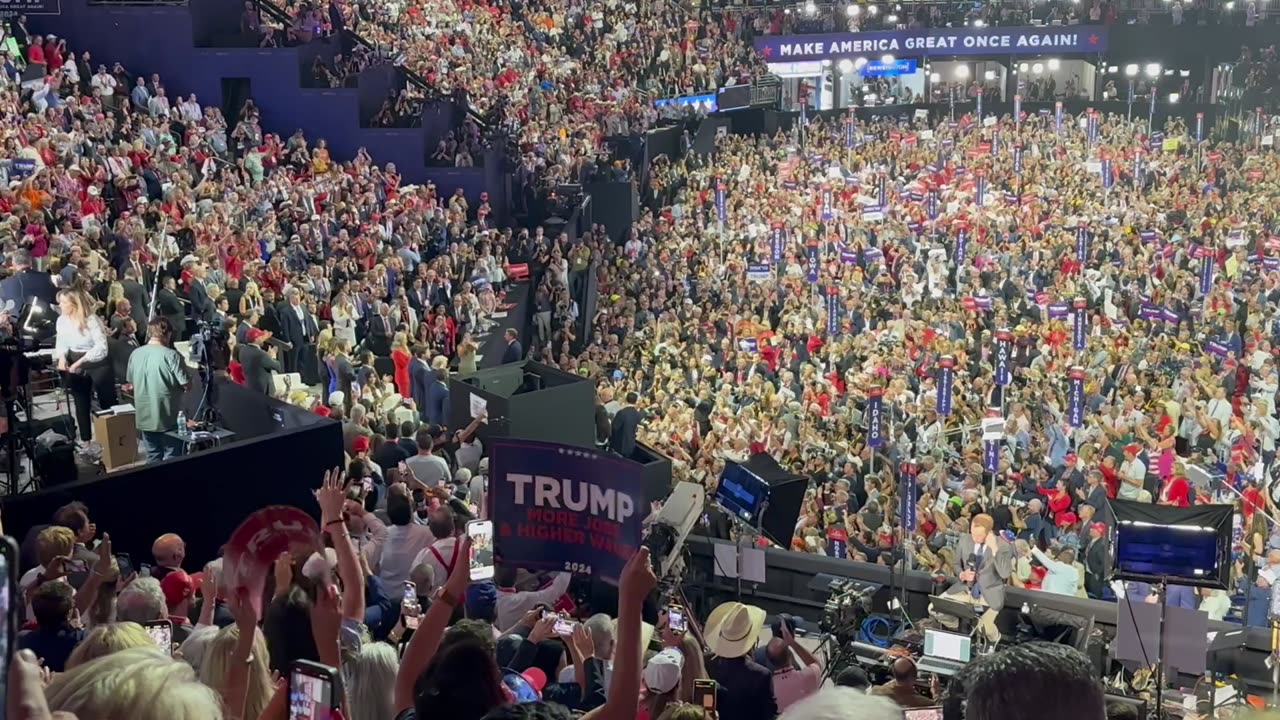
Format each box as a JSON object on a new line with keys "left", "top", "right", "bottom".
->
{"left": 318, "top": 466, "right": 347, "bottom": 523}
{"left": 619, "top": 547, "right": 657, "bottom": 603}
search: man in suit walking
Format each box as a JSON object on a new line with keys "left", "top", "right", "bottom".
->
{"left": 501, "top": 328, "right": 522, "bottom": 364}
{"left": 278, "top": 288, "right": 317, "bottom": 377}
{"left": 187, "top": 262, "right": 215, "bottom": 324}
{"left": 239, "top": 329, "right": 282, "bottom": 396}
{"left": 156, "top": 276, "right": 187, "bottom": 340}
{"left": 367, "top": 303, "right": 394, "bottom": 357}
{"left": 609, "top": 392, "right": 641, "bottom": 458}
{"left": 0, "top": 249, "right": 57, "bottom": 312}
{"left": 933, "top": 514, "right": 1012, "bottom": 643}
{"left": 409, "top": 345, "right": 433, "bottom": 422}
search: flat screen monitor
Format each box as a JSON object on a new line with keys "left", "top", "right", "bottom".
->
{"left": 1112, "top": 499, "right": 1232, "bottom": 590}
{"left": 715, "top": 461, "right": 769, "bottom": 525}
{"left": 923, "top": 629, "right": 971, "bottom": 663}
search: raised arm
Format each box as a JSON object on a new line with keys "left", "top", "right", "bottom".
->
{"left": 318, "top": 468, "right": 365, "bottom": 622}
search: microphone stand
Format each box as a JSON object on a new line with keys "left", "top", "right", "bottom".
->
{"left": 146, "top": 215, "right": 171, "bottom": 323}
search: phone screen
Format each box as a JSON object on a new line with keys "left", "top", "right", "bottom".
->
{"left": 402, "top": 582, "right": 420, "bottom": 629}
{"left": 467, "top": 520, "right": 495, "bottom": 580}
{"left": 554, "top": 618, "right": 576, "bottom": 635}
{"left": 1, "top": 536, "right": 17, "bottom": 720}
{"left": 143, "top": 620, "right": 173, "bottom": 655}
{"left": 694, "top": 679, "right": 717, "bottom": 711}
{"left": 115, "top": 553, "right": 133, "bottom": 579}
{"left": 668, "top": 608, "right": 687, "bottom": 633}
{"left": 289, "top": 663, "right": 338, "bottom": 720}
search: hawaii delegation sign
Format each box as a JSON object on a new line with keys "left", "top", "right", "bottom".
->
{"left": 755, "top": 26, "right": 1107, "bottom": 62}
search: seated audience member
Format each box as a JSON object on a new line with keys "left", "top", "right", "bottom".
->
{"left": 704, "top": 601, "right": 777, "bottom": 720}
{"left": 833, "top": 666, "right": 871, "bottom": 691}
{"left": 870, "top": 658, "right": 936, "bottom": 708}
{"left": 116, "top": 577, "right": 173, "bottom": 637}
{"left": 961, "top": 642, "right": 1105, "bottom": 720}
{"left": 18, "top": 580, "right": 86, "bottom": 672}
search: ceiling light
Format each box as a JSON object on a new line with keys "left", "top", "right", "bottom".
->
{"left": 1032, "top": 63, "right": 1044, "bottom": 74}
{"left": 1047, "top": 58, "right": 1060, "bottom": 71}
{"left": 1145, "top": 62, "right": 1161, "bottom": 78}
{"left": 882, "top": 54, "right": 895, "bottom": 64}
{"left": 930, "top": 72, "right": 941, "bottom": 83}
{"left": 838, "top": 58, "right": 854, "bottom": 73}
{"left": 955, "top": 65, "right": 970, "bottom": 79}
{"left": 846, "top": 4, "right": 859, "bottom": 15}
{"left": 854, "top": 57, "right": 868, "bottom": 69}
{"left": 984, "top": 70, "right": 996, "bottom": 81}
{"left": 1124, "top": 64, "right": 1138, "bottom": 77}
{"left": 1168, "top": 93, "right": 1180, "bottom": 103}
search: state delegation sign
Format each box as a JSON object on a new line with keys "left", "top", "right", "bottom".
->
{"left": 489, "top": 438, "right": 645, "bottom": 582}
{"left": 755, "top": 26, "right": 1108, "bottom": 62}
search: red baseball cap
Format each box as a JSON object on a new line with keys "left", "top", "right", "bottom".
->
{"left": 353, "top": 436, "right": 370, "bottom": 454}
{"left": 246, "top": 328, "right": 271, "bottom": 343}
{"left": 160, "top": 569, "right": 195, "bottom": 608}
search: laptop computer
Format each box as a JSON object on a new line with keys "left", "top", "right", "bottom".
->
{"left": 918, "top": 629, "right": 972, "bottom": 676}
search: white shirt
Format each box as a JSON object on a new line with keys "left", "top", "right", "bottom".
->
{"left": 377, "top": 523, "right": 435, "bottom": 590}
{"left": 495, "top": 572, "right": 572, "bottom": 631}
{"left": 55, "top": 314, "right": 108, "bottom": 363}
{"left": 410, "top": 535, "right": 460, "bottom": 594}
{"left": 1031, "top": 548, "right": 1080, "bottom": 596}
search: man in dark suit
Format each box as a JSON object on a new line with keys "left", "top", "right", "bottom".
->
{"left": 501, "top": 328, "right": 523, "bottom": 364}
{"left": 156, "top": 276, "right": 187, "bottom": 340}
{"left": 409, "top": 346, "right": 433, "bottom": 422}
{"left": 1083, "top": 522, "right": 1110, "bottom": 599}
{"left": 609, "top": 392, "right": 641, "bottom": 458}
{"left": 367, "top": 303, "right": 394, "bottom": 357}
{"left": 0, "top": 249, "right": 57, "bottom": 312}
{"left": 278, "top": 288, "right": 318, "bottom": 378}
{"left": 260, "top": 288, "right": 283, "bottom": 336}
{"left": 121, "top": 268, "right": 150, "bottom": 334}
{"left": 187, "top": 263, "right": 215, "bottom": 324}
{"left": 934, "top": 514, "right": 1012, "bottom": 643}
{"left": 239, "top": 329, "right": 282, "bottom": 396}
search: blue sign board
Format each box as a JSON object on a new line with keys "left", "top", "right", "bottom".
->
{"left": 653, "top": 93, "right": 718, "bottom": 112}
{"left": 862, "top": 58, "right": 919, "bottom": 77}
{"left": 755, "top": 26, "right": 1108, "bottom": 62}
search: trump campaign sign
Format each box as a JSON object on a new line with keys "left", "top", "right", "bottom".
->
{"left": 755, "top": 26, "right": 1107, "bottom": 62}
{"left": 490, "top": 439, "right": 646, "bottom": 582}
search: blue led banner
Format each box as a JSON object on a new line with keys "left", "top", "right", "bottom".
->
{"left": 862, "top": 58, "right": 919, "bottom": 77}
{"left": 755, "top": 26, "right": 1107, "bottom": 62}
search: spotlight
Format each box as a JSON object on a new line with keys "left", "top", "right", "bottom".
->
{"left": 838, "top": 58, "right": 854, "bottom": 73}
{"left": 984, "top": 70, "right": 996, "bottom": 81}
{"left": 887, "top": 13, "right": 898, "bottom": 22}
{"left": 804, "top": 0, "right": 816, "bottom": 14}
{"left": 1032, "top": 62, "right": 1044, "bottom": 74}
{"left": 1107, "top": 65, "right": 1119, "bottom": 73}
{"left": 882, "top": 54, "right": 895, "bottom": 64}
{"left": 1124, "top": 63, "right": 1138, "bottom": 77}
{"left": 1145, "top": 62, "right": 1161, "bottom": 78}
{"left": 867, "top": 4, "right": 878, "bottom": 14}
{"left": 930, "top": 72, "right": 941, "bottom": 83}
{"left": 955, "top": 65, "right": 970, "bottom": 79}
{"left": 1164, "top": 69, "right": 1174, "bottom": 76}
{"left": 822, "top": 58, "right": 832, "bottom": 67}
{"left": 1168, "top": 92, "right": 1180, "bottom": 103}
{"left": 1180, "top": 69, "right": 1190, "bottom": 77}
{"left": 1225, "top": 0, "right": 1234, "bottom": 8}
{"left": 1019, "top": 62, "right": 1029, "bottom": 72}
{"left": 846, "top": 4, "right": 860, "bottom": 15}
{"left": 974, "top": 18, "right": 986, "bottom": 26}
{"left": 1047, "top": 58, "right": 1060, "bottom": 71}
{"left": 854, "top": 57, "right": 868, "bottom": 69}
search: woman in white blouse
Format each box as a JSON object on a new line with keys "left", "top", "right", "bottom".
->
{"left": 55, "top": 289, "right": 117, "bottom": 444}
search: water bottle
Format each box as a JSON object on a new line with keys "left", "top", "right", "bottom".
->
{"left": 176, "top": 412, "right": 187, "bottom": 438}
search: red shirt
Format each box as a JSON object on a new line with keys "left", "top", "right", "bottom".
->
{"left": 1159, "top": 476, "right": 1190, "bottom": 507}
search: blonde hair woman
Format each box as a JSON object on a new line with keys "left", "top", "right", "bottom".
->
{"left": 457, "top": 335, "right": 478, "bottom": 375}
{"left": 55, "top": 288, "right": 117, "bottom": 444}
{"left": 45, "top": 647, "right": 223, "bottom": 720}
{"left": 344, "top": 641, "right": 399, "bottom": 720}
{"left": 240, "top": 280, "right": 264, "bottom": 317}
{"left": 200, "top": 623, "right": 273, "bottom": 720}
{"left": 66, "top": 622, "right": 154, "bottom": 670}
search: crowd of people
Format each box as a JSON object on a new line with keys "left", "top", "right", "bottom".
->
{"left": 7, "top": 476, "right": 1122, "bottom": 720}
{"left": 565, "top": 100, "right": 1280, "bottom": 632}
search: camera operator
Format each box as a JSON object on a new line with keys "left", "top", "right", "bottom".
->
{"left": 125, "top": 318, "right": 190, "bottom": 461}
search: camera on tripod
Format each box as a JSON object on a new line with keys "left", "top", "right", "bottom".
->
{"left": 820, "top": 578, "right": 877, "bottom": 639}
{"left": 189, "top": 320, "right": 229, "bottom": 371}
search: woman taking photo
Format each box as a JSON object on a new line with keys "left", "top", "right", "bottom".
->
{"left": 55, "top": 288, "right": 117, "bottom": 446}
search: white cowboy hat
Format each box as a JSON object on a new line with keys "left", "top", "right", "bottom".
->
{"left": 703, "top": 601, "right": 766, "bottom": 659}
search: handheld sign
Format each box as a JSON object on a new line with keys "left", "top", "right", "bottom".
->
{"left": 490, "top": 439, "right": 646, "bottom": 583}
